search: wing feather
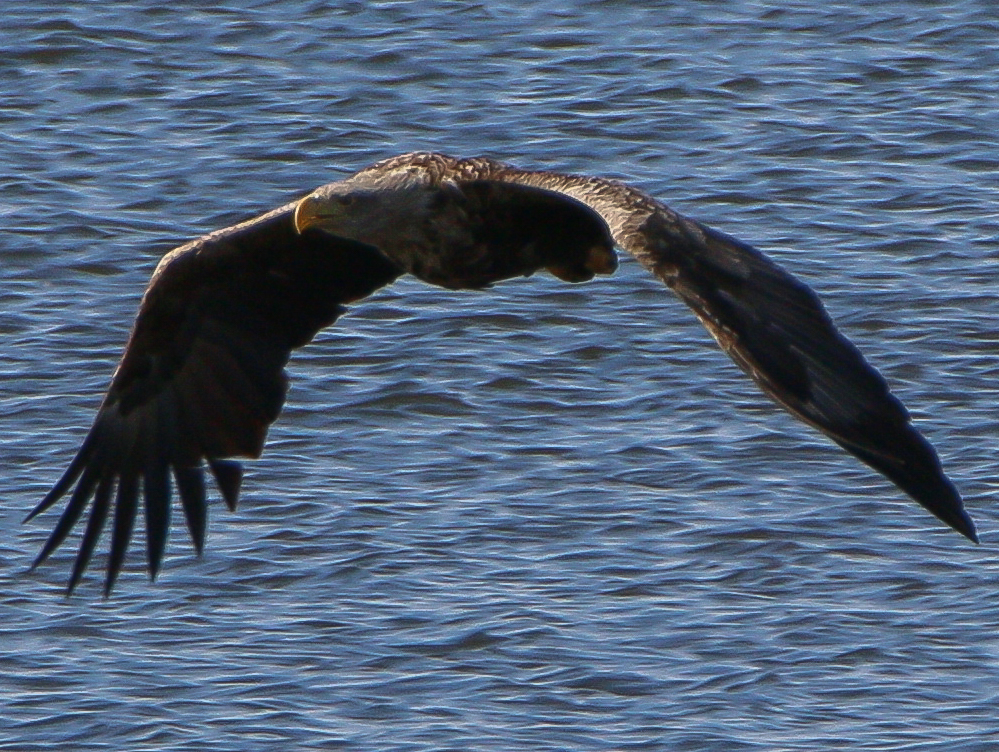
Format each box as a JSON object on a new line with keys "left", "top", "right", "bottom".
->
{"left": 174, "top": 465, "right": 207, "bottom": 555}
{"left": 106, "top": 472, "right": 139, "bottom": 596}
{"left": 68, "top": 474, "right": 114, "bottom": 594}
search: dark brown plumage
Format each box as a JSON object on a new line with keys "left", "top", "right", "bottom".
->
{"left": 27, "top": 152, "right": 976, "bottom": 595}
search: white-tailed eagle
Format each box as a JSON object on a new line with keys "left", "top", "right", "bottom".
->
{"left": 27, "top": 152, "right": 977, "bottom": 595}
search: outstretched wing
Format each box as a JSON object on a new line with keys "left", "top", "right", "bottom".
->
{"left": 27, "top": 205, "right": 402, "bottom": 594}
{"left": 633, "top": 207, "right": 976, "bottom": 541}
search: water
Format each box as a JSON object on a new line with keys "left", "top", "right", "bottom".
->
{"left": 2, "top": 1, "right": 999, "bottom": 749}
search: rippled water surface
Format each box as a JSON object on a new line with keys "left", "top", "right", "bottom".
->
{"left": 3, "top": 2, "right": 999, "bottom": 750}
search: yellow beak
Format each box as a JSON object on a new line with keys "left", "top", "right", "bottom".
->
{"left": 293, "top": 195, "right": 330, "bottom": 234}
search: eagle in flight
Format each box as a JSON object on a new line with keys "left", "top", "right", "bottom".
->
{"left": 26, "top": 152, "right": 977, "bottom": 595}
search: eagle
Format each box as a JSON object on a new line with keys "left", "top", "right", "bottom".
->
{"left": 26, "top": 152, "right": 977, "bottom": 595}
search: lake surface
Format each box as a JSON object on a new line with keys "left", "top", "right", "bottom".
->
{"left": 2, "top": 2, "right": 999, "bottom": 750}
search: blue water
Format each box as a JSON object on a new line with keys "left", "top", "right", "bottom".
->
{"left": 2, "top": 2, "right": 999, "bottom": 750}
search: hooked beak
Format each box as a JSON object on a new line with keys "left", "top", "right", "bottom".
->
{"left": 294, "top": 194, "right": 333, "bottom": 234}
